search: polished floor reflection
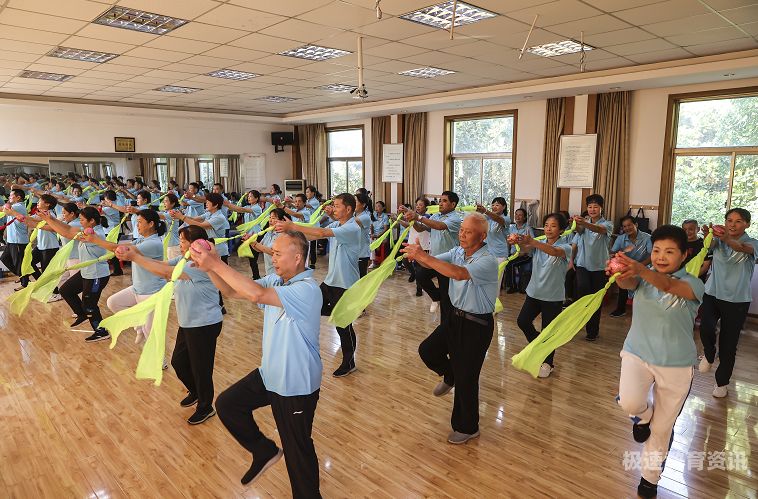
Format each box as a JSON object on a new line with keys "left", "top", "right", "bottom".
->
{"left": 0, "top": 258, "right": 756, "bottom": 498}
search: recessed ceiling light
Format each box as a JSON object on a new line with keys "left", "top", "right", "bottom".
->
{"left": 47, "top": 46, "right": 119, "bottom": 64}
{"left": 398, "top": 67, "right": 456, "bottom": 78}
{"left": 155, "top": 85, "right": 202, "bottom": 93}
{"left": 256, "top": 96, "right": 297, "bottom": 103}
{"left": 18, "top": 70, "right": 74, "bottom": 82}
{"left": 316, "top": 83, "right": 356, "bottom": 93}
{"left": 527, "top": 40, "right": 594, "bottom": 58}
{"left": 206, "top": 69, "right": 260, "bottom": 80}
{"left": 278, "top": 45, "right": 351, "bottom": 61}
{"left": 400, "top": 1, "right": 496, "bottom": 30}
{"left": 93, "top": 6, "right": 189, "bottom": 35}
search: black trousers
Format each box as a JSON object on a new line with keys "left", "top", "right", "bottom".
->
{"left": 60, "top": 273, "right": 110, "bottom": 329}
{"left": 320, "top": 283, "right": 356, "bottom": 368}
{"left": 247, "top": 249, "right": 261, "bottom": 280}
{"left": 564, "top": 266, "right": 577, "bottom": 302}
{"left": 216, "top": 369, "right": 321, "bottom": 499}
{"left": 219, "top": 255, "right": 228, "bottom": 307}
{"left": 171, "top": 321, "right": 222, "bottom": 411}
{"left": 575, "top": 267, "right": 607, "bottom": 338}
{"left": 358, "top": 257, "right": 369, "bottom": 278}
{"left": 517, "top": 295, "right": 562, "bottom": 366}
{"left": 309, "top": 240, "right": 317, "bottom": 267}
{"left": 505, "top": 255, "right": 532, "bottom": 291}
{"left": 418, "top": 309, "right": 494, "bottom": 434}
{"left": 615, "top": 287, "right": 629, "bottom": 313}
{"left": 30, "top": 247, "right": 58, "bottom": 279}
{"left": 416, "top": 265, "right": 451, "bottom": 317}
{"left": 699, "top": 294, "right": 750, "bottom": 387}
{"left": 1, "top": 242, "right": 29, "bottom": 285}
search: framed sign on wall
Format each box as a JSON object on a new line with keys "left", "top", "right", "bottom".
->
{"left": 114, "top": 137, "right": 135, "bottom": 152}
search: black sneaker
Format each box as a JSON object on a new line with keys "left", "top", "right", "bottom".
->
{"left": 506, "top": 288, "right": 518, "bottom": 294}
{"left": 632, "top": 422, "right": 651, "bottom": 443}
{"left": 187, "top": 406, "right": 216, "bottom": 425}
{"left": 332, "top": 364, "right": 357, "bottom": 378}
{"left": 415, "top": 289, "right": 422, "bottom": 297}
{"left": 180, "top": 393, "right": 198, "bottom": 408}
{"left": 221, "top": 307, "right": 227, "bottom": 315}
{"left": 71, "top": 315, "right": 89, "bottom": 328}
{"left": 637, "top": 477, "right": 657, "bottom": 498}
{"left": 585, "top": 335, "right": 597, "bottom": 342}
{"left": 85, "top": 328, "right": 110, "bottom": 343}
{"left": 610, "top": 309, "right": 627, "bottom": 318}
{"left": 408, "top": 275, "right": 415, "bottom": 283}
{"left": 241, "top": 447, "right": 283, "bottom": 485}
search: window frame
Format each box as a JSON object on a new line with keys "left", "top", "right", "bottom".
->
{"left": 326, "top": 125, "right": 365, "bottom": 197}
{"left": 197, "top": 158, "right": 214, "bottom": 189}
{"left": 661, "top": 87, "right": 758, "bottom": 226}
{"left": 443, "top": 110, "right": 518, "bottom": 210}
{"left": 155, "top": 157, "right": 168, "bottom": 191}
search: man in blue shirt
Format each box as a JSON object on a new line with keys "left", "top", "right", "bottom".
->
{"left": 404, "top": 191, "right": 462, "bottom": 318}
{"left": 610, "top": 215, "right": 652, "bottom": 318}
{"left": 1, "top": 188, "right": 30, "bottom": 289}
{"left": 571, "top": 194, "right": 614, "bottom": 341}
{"left": 403, "top": 212, "right": 499, "bottom": 445}
{"left": 277, "top": 193, "right": 362, "bottom": 378}
{"left": 191, "top": 230, "right": 322, "bottom": 498}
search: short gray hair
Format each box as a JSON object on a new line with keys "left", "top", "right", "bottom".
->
{"left": 281, "top": 230, "right": 309, "bottom": 259}
{"left": 464, "top": 212, "right": 489, "bottom": 233}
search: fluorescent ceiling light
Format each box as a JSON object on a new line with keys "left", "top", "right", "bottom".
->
{"left": 155, "top": 85, "right": 202, "bottom": 93}
{"left": 316, "top": 83, "right": 355, "bottom": 93}
{"left": 93, "top": 6, "right": 189, "bottom": 35}
{"left": 47, "top": 46, "right": 119, "bottom": 64}
{"left": 400, "top": 1, "right": 496, "bottom": 30}
{"left": 206, "top": 69, "right": 260, "bottom": 80}
{"left": 256, "top": 96, "right": 297, "bottom": 103}
{"left": 18, "top": 70, "right": 74, "bottom": 82}
{"left": 278, "top": 45, "right": 351, "bottom": 61}
{"left": 398, "top": 66, "right": 455, "bottom": 78}
{"left": 527, "top": 40, "right": 594, "bottom": 58}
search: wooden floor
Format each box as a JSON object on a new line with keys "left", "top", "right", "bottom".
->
{"left": 1, "top": 256, "right": 756, "bottom": 499}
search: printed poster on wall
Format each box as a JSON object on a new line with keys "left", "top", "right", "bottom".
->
{"left": 382, "top": 143, "right": 403, "bottom": 183}
{"left": 557, "top": 134, "right": 597, "bottom": 188}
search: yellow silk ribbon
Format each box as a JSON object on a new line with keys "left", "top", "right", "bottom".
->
{"left": 686, "top": 229, "right": 713, "bottom": 277}
{"left": 20, "top": 221, "right": 45, "bottom": 276}
{"left": 238, "top": 226, "right": 275, "bottom": 258}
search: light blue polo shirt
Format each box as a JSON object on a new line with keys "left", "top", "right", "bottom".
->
{"left": 261, "top": 230, "right": 279, "bottom": 275}
{"left": 324, "top": 218, "right": 362, "bottom": 289}
{"left": 102, "top": 206, "right": 121, "bottom": 229}
{"left": 429, "top": 211, "right": 462, "bottom": 256}
{"left": 486, "top": 215, "right": 511, "bottom": 258}
{"left": 256, "top": 269, "right": 323, "bottom": 396}
{"left": 161, "top": 211, "right": 180, "bottom": 247}
{"left": 4, "top": 203, "right": 28, "bottom": 244}
{"left": 573, "top": 217, "right": 614, "bottom": 271}
{"left": 131, "top": 204, "right": 148, "bottom": 239}
{"left": 705, "top": 234, "right": 758, "bottom": 303}
{"left": 28, "top": 182, "right": 40, "bottom": 203}
{"left": 202, "top": 210, "right": 230, "bottom": 257}
{"left": 244, "top": 204, "right": 263, "bottom": 234}
{"left": 295, "top": 206, "right": 312, "bottom": 223}
{"left": 169, "top": 257, "right": 223, "bottom": 328}
{"left": 307, "top": 197, "right": 320, "bottom": 212}
{"left": 508, "top": 222, "right": 534, "bottom": 255}
{"left": 437, "top": 245, "right": 499, "bottom": 314}
{"left": 62, "top": 218, "right": 82, "bottom": 259}
{"left": 526, "top": 238, "right": 572, "bottom": 302}
{"left": 78, "top": 225, "right": 110, "bottom": 279}
{"left": 371, "top": 212, "right": 389, "bottom": 236}
{"left": 184, "top": 198, "right": 204, "bottom": 218}
{"left": 356, "top": 210, "right": 372, "bottom": 259}
{"left": 612, "top": 230, "right": 652, "bottom": 262}
{"left": 36, "top": 225, "right": 60, "bottom": 251}
{"left": 132, "top": 234, "right": 165, "bottom": 295}
{"left": 623, "top": 267, "right": 704, "bottom": 367}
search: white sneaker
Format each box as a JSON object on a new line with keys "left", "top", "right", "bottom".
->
{"left": 134, "top": 331, "right": 144, "bottom": 344}
{"left": 430, "top": 301, "right": 439, "bottom": 313}
{"left": 698, "top": 356, "right": 712, "bottom": 373}
{"left": 48, "top": 293, "right": 63, "bottom": 303}
{"left": 712, "top": 385, "right": 728, "bottom": 398}
{"left": 71, "top": 312, "right": 78, "bottom": 318}
{"left": 538, "top": 363, "right": 554, "bottom": 378}
{"left": 162, "top": 357, "right": 169, "bottom": 370}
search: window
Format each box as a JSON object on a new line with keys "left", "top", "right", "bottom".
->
{"left": 103, "top": 163, "right": 114, "bottom": 178}
{"left": 670, "top": 95, "right": 758, "bottom": 237}
{"left": 327, "top": 127, "right": 364, "bottom": 197}
{"left": 446, "top": 113, "right": 515, "bottom": 207}
{"left": 198, "top": 159, "right": 214, "bottom": 189}
{"left": 155, "top": 157, "right": 168, "bottom": 190}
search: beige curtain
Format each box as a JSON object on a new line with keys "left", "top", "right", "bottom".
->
{"left": 371, "top": 116, "right": 390, "bottom": 203}
{"left": 540, "top": 98, "right": 566, "bottom": 217}
{"left": 297, "top": 124, "right": 327, "bottom": 192}
{"left": 227, "top": 156, "right": 240, "bottom": 194}
{"left": 175, "top": 158, "right": 186, "bottom": 188}
{"left": 213, "top": 158, "right": 221, "bottom": 188}
{"left": 140, "top": 157, "right": 156, "bottom": 183}
{"left": 594, "top": 91, "right": 631, "bottom": 225}
{"left": 403, "top": 112, "right": 427, "bottom": 204}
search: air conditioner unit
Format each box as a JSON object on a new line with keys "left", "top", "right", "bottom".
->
{"left": 284, "top": 179, "right": 305, "bottom": 199}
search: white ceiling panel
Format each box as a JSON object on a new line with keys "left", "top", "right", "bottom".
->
{"left": 194, "top": 5, "right": 285, "bottom": 32}
{"left": 7, "top": 0, "right": 109, "bottom": 21}
{"left": 201, "top": 45, "right": 269, "bottom": 62}
{"left": 605, "top": 37, "right": 679, "bottom": 56}
{"left": 509, "top": 0, "right": 605, "bottom": 26}
{"left": 259, "top": 19, "right": 344, "bottom": 43}
{"left": 667, "top": 26, "right": 748, "bottom": 46}
{"left": 229, "top": 0, "right": 332, "bottom": 17}
{"left": 75, "top": 23, "right": 158, "bottom": 44}
{"left": 402, "top": 31, "right": 480, "bottom": 50}
{"left": 0, "top": 51, "right": 40, "bottom": 63}
{"left": 300, "top": 3, "right": 381, "bottom": 29}
{"left": 143, "top": 36, "right": 220, "bottom": 55}
{"left": 643, "top": 13, "right": 731, "bottom": 37}
{"left": 0, "top": 8, "right": 89, "bottom": 34}
{"left": 685, "top": 37, "right": 758, "bottom": 55}
{"left": 353, "top": 17, "right": 436, "bottom": 39}
{"left": 584, "top": 27, "right": 658, "bottom": 47}
{"left": 0, "top": 38, "right": 54, "bottom": 55}
{"left": 61, "top": 36, "right": 136, "bottom": 54}
{"left": 166, "top": 22, "right": 248, "bottom": 44}
{"left": 312, "top": 32, "right": 388, "bottom": 52}
{"left": 624, "top": 47, "right": 694, "bottom": 64}
{"left": 117, "top": 0, "right": 222, "bottom": 19}
{"left": 721, "top": 5, "right": 758, "bottom": 24}
{"left": 228, "top": 32, "right": 300, "bottom": 53}
{"left": 110, "top": 56, "right": 169, "bottom": 69}
{"left": 0, "top": 24, "right": 70, "bottom": 45}
{"left": 614, "top": 0, "right": 710, "bottom": 25}
{"left": 123, "top": 46, "right": 192, "bottom": 62}
{"left": 363, "top": 42, "right": 426, "bottom": 59}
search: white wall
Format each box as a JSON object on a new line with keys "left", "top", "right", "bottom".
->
{"left": 0, "top": 100, "right": 293, "bottom": 189}
{"left": 425, "top": 99, "right": 547, "bottom": 201}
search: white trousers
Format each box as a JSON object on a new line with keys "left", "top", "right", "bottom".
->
{"left": 617, "top": 350, "right": 693, "bottom": 484}
{"left": 106, "top": 286, "right": 154, "bottom": 338}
